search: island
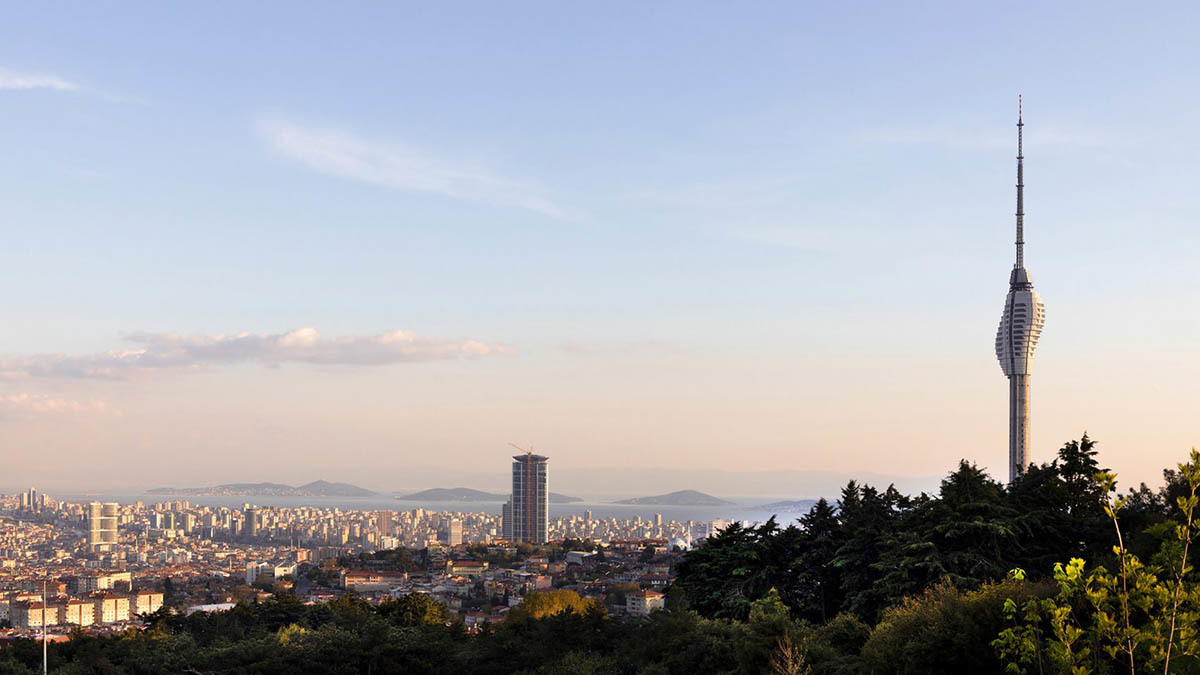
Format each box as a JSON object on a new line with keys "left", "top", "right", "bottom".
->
{"left": 614, "top": 489, "right": 733, "bottom": 506}
{"left": 395, "top": 487, "right": 583, "bottom": 504}
{"left": 149, "top": 480, "right": 375, "bottom": 497}
{"left": 395, "top": 488, "right": 505, "bottom": 502}
{"left": 751, "top": 499, "right": 818, "bottom": 513}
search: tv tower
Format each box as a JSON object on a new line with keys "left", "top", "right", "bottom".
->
{"left": 995, "top": 95, "right": 1046, "bottom": 483}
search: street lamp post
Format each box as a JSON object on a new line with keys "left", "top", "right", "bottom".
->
{"left": 41, "top": 578, "right": 48, "bottom": 674}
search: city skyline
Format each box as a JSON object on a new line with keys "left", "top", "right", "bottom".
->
{"left": 4, "top": 2, "right": 1200, "bottom": 493}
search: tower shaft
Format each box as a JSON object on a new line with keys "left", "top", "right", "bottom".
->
{"left": 1008, "top": 374, "right": 1030, "bottom": 482}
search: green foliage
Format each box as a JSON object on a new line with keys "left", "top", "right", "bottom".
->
{"left": 994, "top": 448, "right": 1200, "bottom": 675}
{"left": 861, "top": 579, "right": 1054, "bottom": 674}
{"left": 603, "top": 582, "right": 641, "bottom": 608}
{"left": 507, "top": 590, "right": 602, "bottom": 622}
{"left": 674, "top": 435, "right": 1114, "bottom": 624}
{"left": 377, "top": 593, "right": 451, "bottom": 627}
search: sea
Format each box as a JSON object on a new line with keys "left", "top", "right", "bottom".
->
{"left": 56, "top": 492, "right": 816, "bottom": 526}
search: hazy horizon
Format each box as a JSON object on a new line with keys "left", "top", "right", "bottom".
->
{"left": 1, "top": 465, "right": 943, "bottom": 501}
{"left": 4, "top": 2, "right": 1199, "bottom": 495}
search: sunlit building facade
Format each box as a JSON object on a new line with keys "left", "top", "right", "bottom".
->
{"left": 87, "top": 502, "right": 119, "bottom": 552}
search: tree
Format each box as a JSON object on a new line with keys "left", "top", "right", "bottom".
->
{"left": 794, "top": 498, "right": 843, "bottom": 622}
{"left": 835, "top": 483, "right": 911, "bottom": 620}
{"left": 675, "top": 521, "right": 768, "bottom": 619}
{"left": 862, "top": 579, "right": 1053, "bottom": 675}
{"left": 926, "top": 461, "right": 1017, "bottom": 588}
{"left": 378, "top": 593, "right": 450, "bottom": 627}
{"left": 769, "top": 635, "right": 811, "bottom": 675}
{"left": 507, "top": 590, "right": 602, "bottom": 622}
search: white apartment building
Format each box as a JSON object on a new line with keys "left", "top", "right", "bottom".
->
{"left": 626, "top": 590, "right": 665, "bottom": 617}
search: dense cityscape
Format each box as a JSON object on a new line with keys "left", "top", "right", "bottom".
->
{"left": 0, "top": 453, "right": 726, "bottom": 640}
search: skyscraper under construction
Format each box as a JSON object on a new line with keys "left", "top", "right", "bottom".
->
{"left": 504, "top": 451, "right": 548, "bottom": 543}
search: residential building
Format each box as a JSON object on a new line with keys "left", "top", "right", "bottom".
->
{"left": 446, "top": 559, "right": 488, "bottom": 577}
{"left": 62, "top": 599, "right": 95, "bottom": 626}
{"left": 246, "top": 561, "right": 296, "bottom": 585}
{"left": 87, "top": 502, "right": 119, "bottom": 551}
{"left": 92, "top": 594, "right": 130, "bottom": 624}
{"left": 340, "top": 570, "right": 408, "bottom": 592}
{"left": 626, "top": 590, "right": 665, "bottom": 617}
{"left": 12, "top": 602, "right": 53, "bottom": 629}
{"left": 134, "top": 590, "right": 164, "bottom": 616}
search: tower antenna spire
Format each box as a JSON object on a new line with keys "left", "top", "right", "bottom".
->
{"left": 1015, "top": 94, "right": 1024, "bottom": 268}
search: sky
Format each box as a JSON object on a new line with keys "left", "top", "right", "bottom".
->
{"left": 2, "top": 2, "right": 1199, "bottom": 496}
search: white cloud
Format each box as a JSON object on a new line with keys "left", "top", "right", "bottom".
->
{"left": 0, "top": 328, "right": 513, "bottom": 380}
{"left": 0, "top": 67, "right": 78, "bottom": 91}
{"left": 0, "top": 393, "right": 111, "bottom": 417}
{"left": 258, "top": 119, "right": 567, "bottom": 218}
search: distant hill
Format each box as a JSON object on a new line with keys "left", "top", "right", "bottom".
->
{"left": 296, "top": 480, "right": 375, "bottom": 497}
{"left": 395, "top": 487, "right": 583, "bottom": 503}
{"left": 751, "top": 499, "right": 819, "bottom": 514}
{"left": 614, "top": 490, "right": 733, "bottom": 506}
{"left": 149, "top": 481, "right": 375, "bottom": 497}
{"left": 396, "top": 487, "right": 505, "bottom": 502}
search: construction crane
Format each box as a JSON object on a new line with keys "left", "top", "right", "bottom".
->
{"left": 508, "top": 442, "right": 533, "bottom": 455}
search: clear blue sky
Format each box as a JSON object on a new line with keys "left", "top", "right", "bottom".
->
{"left": 2, "top": 2, "right": 1198, "bottom": 493}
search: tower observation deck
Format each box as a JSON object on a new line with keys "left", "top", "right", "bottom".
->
{"left": 995, "top": 96, "right": 1046, "bottom": 483}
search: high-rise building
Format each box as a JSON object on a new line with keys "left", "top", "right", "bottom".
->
{"left": 440, "top": 518, "right": 463, "bottom": 546}
{"left": 995, "top": 96, "right": 1047, "bottom": 483}
{"left": 377, "top": 510, "right": 394, "bottom": 537}
{"left": 20, "top": 487, "right": 43, "bottom": 512}
{"left": 501, "top": 500, "right": 513, "bottom": 541}
{"left": 87, "top": 502, "right": 119, "bottom": 551}
{"left": 243, "top": 506, "right": 259, "bottom": 539}
{"left": 507, "top": 452, "right": 549, "bottom": 543}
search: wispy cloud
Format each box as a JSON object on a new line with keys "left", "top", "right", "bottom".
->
{"left": 258, "top": 119, "right": 567, "bottom": 218}
{"left": 0, "top": 328, "right": 513, "bottom": 380}
{"left": 0, "top": 393, "right": 112, "bottom": 417}
{"left": 0, "top": 67, "right": 78, "bottom": 91}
